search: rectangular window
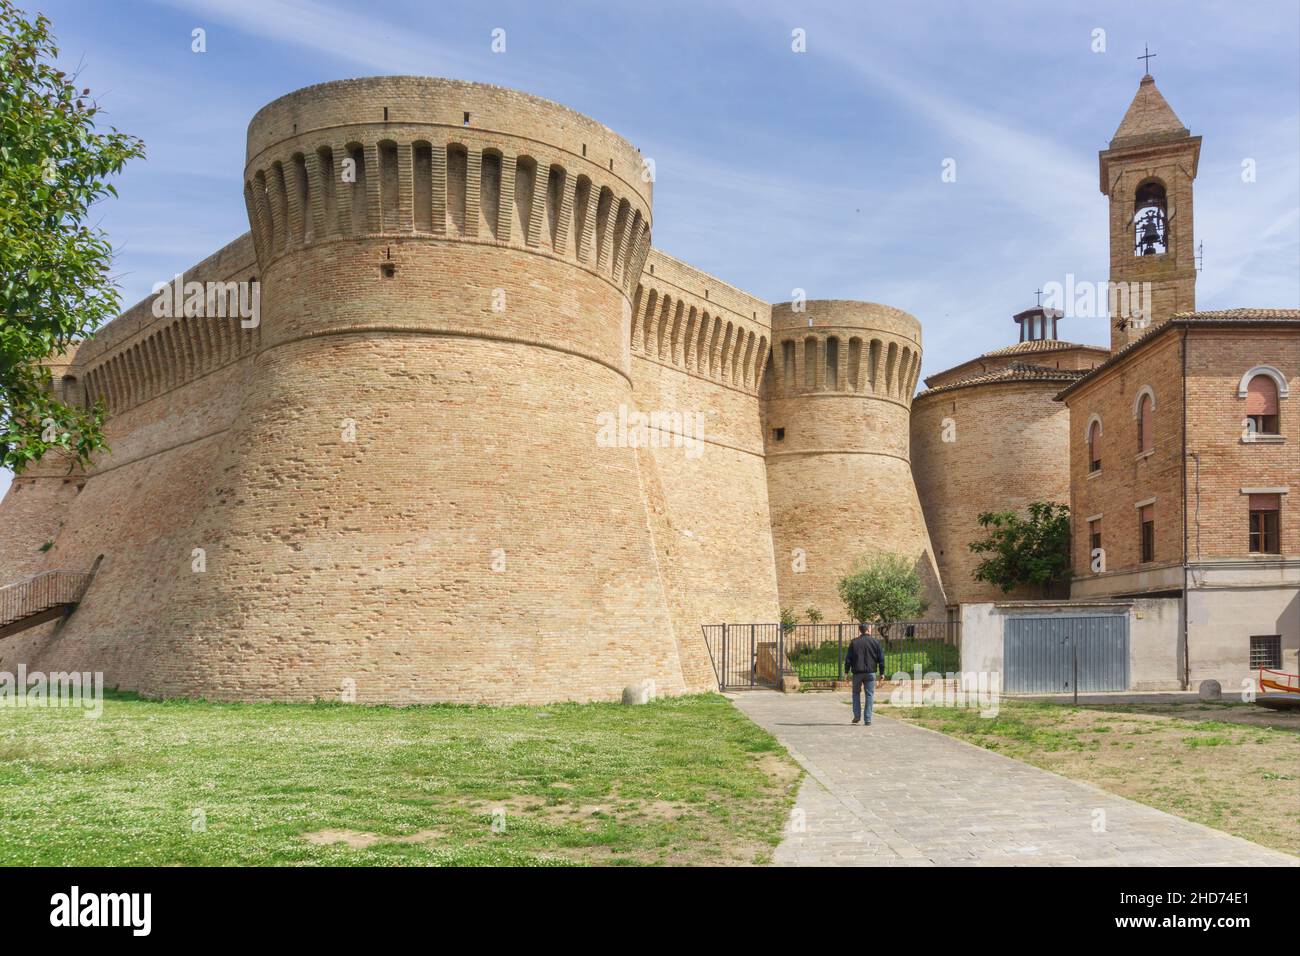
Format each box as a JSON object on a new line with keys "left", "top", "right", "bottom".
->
{"left": 1088, "top": 519, "right": 1101, "bottom": 556}
{"left": 1250, "top": 635, "right": 1282, "bottom": 670}
{"left": 1247, "top": 413, "right": 1280, "bottom": 436}
{"left": 1249, "top": 494, "right": 1281, "bottom": 554}
{"left": 772, "top": 427, "right": 785, "bottom": 442}
{"left": 1139, "top": 503, "right": 1155, "bottom": 563}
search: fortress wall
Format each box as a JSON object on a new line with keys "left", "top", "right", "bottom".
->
{"left": 1, "top": 75, "right": 964, "bottom": 701}
{"left": 70, "top": 235, "right": 257, "bottom": 423}
{"left": 763, "top": 301, "right": 945, "bottom": 620}
{"left": 0, "top": 479, "right": 82, "bottom": 582}
{"left": 0, "top": 236, "right": 257, "bottom": 585}
{"left": 911, "top": 380, "right": 1074, "bottom": 606}
{"left": 0, "top": 353, "right": 253, "bottom": 684}
{"left": 626, "top": 251, "right": 778, "bottom": 687}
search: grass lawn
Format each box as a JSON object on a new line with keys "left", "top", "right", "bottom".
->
{"left": 887, "top": 698, "right": 1300, "bottom": 856}
{"left": 789, "top": 639, "right": 960, "bottom": 683}
{"left": 0, "top": 691, "right": 800, "bottom": 866}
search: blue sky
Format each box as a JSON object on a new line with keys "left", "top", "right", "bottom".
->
{"left": 3, "top": 0, "right": 1298, "bottom": 497}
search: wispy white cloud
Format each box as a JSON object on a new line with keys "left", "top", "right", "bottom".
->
{"left": 148, "top": 0, "right": 483, "bottom": 76}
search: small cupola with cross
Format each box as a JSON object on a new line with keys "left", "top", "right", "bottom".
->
{"left": 1013, "top": 300, "right": 1064, "bottom": 343}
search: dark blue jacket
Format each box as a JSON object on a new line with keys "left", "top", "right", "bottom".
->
{"left": 845, "top": 634, "right": 886, "bottom": 677}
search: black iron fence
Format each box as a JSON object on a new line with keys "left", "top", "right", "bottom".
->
{"left": 703, "top": 620, "right": 960, "bottom": 690}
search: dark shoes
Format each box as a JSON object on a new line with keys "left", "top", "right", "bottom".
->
{"left": 851, "top": 716, "right": 860, "bottom": 724}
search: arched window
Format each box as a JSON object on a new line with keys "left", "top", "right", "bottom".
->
{"left": 1244, "top": 373, "right": 1282, "bottom": 436}
{"left": 1134, "top": 180, "right": 1168, "bottom": 256}
{"left": 1086, "top": 415, "right": 1102, "bottom": 473}
{"left": 1133, "top": 386, "right": 1156, "bottom": 454}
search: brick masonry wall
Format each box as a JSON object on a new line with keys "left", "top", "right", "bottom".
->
{"left": 1066, "top": 329, "right": 1186, "bottom": 584}
{"left": 0, "top": 357, "right": 251, "bottom": 685}
{"left": 911, "top": 380, "right": 1073, "bottom": 605}
{"left": 629, "top": 251, "right": 779, "bottom": 688}
{"left": 763, "top": 301, "right": 945, "bottom": 619}
{"left": 1183, "top": 328, "right": 1299, "bottom": 558}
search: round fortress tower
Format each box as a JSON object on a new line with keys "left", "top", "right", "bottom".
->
{"left": 762, "top": 301, "right": 946, "bottom": 620}
{"left": 155, "top": 77, "right": 686, "bottom": 703}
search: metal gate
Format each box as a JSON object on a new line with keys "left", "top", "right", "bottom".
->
{"left": 701, "top": 624, "right": 784, "bottom": 689}
{"left": 1003, "top": 615, "right": 1129, "bottom": 693}
{"left": 702, "top": 621, "right": 961, "bottom": 690}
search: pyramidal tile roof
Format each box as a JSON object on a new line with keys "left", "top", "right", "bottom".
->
{"left": 1110, "top": 75, "right": 1189, "bottom": 147}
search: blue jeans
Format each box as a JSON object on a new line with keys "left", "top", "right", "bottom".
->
{"left": 852, "top": 673, "right": 877, "bottom": 723}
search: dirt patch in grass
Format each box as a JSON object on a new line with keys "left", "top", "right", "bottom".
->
{"left": 303, "top": 828, "right": 447, "bottom": 849}
{"left": 887, "top": 699, "right": 1300, "bottom": 856}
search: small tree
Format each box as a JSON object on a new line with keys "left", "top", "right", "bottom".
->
{"left": 837, "top": 553, "right": 928, "bottom": 638}
{"left": 778, "top": 606, "right": 796, "bottom": 635}
{"left": 1, "top": 1, "right": 145, "bottom": 473}
{"left": 804, "top": 606, "right": 823, "bottom": 625}
{"left": 969, "top": 502, "right": 1071, "bottom": 598}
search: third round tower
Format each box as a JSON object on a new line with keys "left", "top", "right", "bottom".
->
{"left": 762, "top": 300, "right": 946, "bottom": 620}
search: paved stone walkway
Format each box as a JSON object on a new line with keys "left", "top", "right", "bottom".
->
{"left": 731, "top": 691, "right": 1298, "bottom": 867}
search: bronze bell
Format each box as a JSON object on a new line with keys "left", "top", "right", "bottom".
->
{"left": 1139, "top": 215, "right": 1161, "bottom": 255}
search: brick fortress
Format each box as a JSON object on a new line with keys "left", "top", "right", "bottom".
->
{"left": 1, "top": 73, "right": 1294, "bottom": 701}
{"left": 0, "top": 77, "right": 941, "bottom": 703}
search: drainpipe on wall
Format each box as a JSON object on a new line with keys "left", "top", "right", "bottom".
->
{"left": 1181, "top": 328, "right": 1191, "bottom": 691}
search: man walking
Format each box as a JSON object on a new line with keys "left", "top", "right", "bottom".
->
{"left": 844, "top": 622, "right": 886, "bottom": 725}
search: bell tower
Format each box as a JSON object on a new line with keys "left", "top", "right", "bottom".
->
{"left": 1099, "top": 71, "right": 1200, "bottom": 351}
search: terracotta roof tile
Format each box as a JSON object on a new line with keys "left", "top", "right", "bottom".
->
{"left": 916, "top": 362, "right": 1088, "bottom": 399}
{"left": 1055, "top": 310, "right": 1300, "bottom": 400}
{"left": 980, "top": 339, "right": 1109, "bottom": 358}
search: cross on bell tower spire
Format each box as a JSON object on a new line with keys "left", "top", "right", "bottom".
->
{"left": 1138, "top": 44, "right": 1157, "bottom": 74}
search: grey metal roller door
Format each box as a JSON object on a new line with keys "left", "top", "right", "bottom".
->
{"left": 1004, "top": 615, "right": 1129, "bottom": 693}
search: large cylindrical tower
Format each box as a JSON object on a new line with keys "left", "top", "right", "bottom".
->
{"left": 148, "top": 77, "right": 686, "bottom": 704}
{"left": 762, "top": 301, "right": 945, "bottom": 620}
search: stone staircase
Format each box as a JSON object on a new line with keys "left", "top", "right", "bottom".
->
{"left": 0, "top": 570, "right": 95, "bottom": 639}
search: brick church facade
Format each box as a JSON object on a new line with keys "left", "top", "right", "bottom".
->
{"left": 917, "top": 72, "right": 1299, "bottom": 682}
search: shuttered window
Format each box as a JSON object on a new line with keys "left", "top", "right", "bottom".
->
{"left": 1245, "top": 375, "right": 1280, "bottom": 435}
{"left": 1137, "top": 393, "right": 1154, "bottom": 453}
